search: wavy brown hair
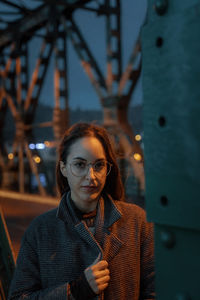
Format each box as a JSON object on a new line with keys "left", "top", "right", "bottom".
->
{"left": 56, "top": 122, "right": 124, "bottom": 200}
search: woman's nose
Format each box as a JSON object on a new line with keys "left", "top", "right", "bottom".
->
{"left": 85, "top": 165, "right": 96, "bottom": 179}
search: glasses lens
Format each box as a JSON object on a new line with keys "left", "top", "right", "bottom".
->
{"left": 93, "top": 161, "right": 112, "bottom": 176}
{"left": 70, "top": 161, "right": 86, "bottom": 177}
{"left": 70, "top": 161, "right": 112, "bottom": 177}
{"left": 94, "top": 161, "right": 106, "bottom": 172}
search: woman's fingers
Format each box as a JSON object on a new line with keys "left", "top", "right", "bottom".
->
{"left": 93, "top": 268, "right": 110, "bottom": 280}
{"left": 91, "top": 261, "right": 109, "bottom": 274}
{"left": 84, "top": 260, "right": 110, "bottom": 294}
{"left": 96, "top": 273, "right": 110, "bottom": 285}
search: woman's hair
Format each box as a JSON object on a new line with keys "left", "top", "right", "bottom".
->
{"left": 56, "top": 122, "right": 124, "bottom": 200}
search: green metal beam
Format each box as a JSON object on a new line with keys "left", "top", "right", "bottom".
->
{"left": 142, "top": 1, "right": 200, "bottom": 299}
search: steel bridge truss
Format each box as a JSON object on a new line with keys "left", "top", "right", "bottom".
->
{"left": 0, "top": 0, "right": 144, "bottom": 196}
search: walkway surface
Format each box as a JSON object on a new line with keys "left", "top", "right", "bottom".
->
{"left": 0, "top": 191, "right": 58, "bottom": 260}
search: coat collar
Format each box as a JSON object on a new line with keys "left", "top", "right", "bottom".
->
{"left": 56, "top": 192, "right": 124, "bottom": 263}
{"left": 56, "top": 192, "right": 74, "bottom": 225}
{"left": 56, "top": 191, "right": 122, "bottom": 229}
{"left": 103, "top": 193, "right": 122, "bottom": 228}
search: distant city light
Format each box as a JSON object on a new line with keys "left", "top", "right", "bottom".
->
{"left": 29, "top": 143, "right": 35, "bottom": 150}
{"left": 36, "top": 143, "right": 45, "bottom": 150}
{"left": 133, "top": 153, "right": 142, "bottom": 162}
{"left": 31, "top": 173, "right": 47, "bottom": 188}
{"left": 8, "top": 153, "right": 14, "bottom": 160}
{"left": 33, "top": 155, "right": 41, "bottom": 164}
{"left": 39, "top": 173, "right": 47, "bottom": 186}
{"left": 135, "top": 134, "right": 142, "bottom": 141}
{"left": 29, "top": 143, "right": 46, "bottom": 150}
{"left": 44, "top": 141, "right": 50, "bottom": 147}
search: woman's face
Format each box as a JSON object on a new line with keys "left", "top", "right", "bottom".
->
{"left": 60, "top": 136, "right": 107, "bottom": 212}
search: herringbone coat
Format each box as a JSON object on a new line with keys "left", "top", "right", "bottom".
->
{"left": 8, "top": 193, "right": 155, "bottom": 300}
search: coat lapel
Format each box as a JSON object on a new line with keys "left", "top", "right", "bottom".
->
{"left": 95, "top": 195, "right": 124, "bottom": 262}
{"left": 57, "top": 192, "right": 124, "bottom": 263}
{"left": 75, "top": 221, "right": 103, "bottom": 258}
{"left": 57, "top": 192, "right": 103, "bottom": 261}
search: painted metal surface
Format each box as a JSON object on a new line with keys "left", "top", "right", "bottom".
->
{"left": 142, "top": 0, "right": 200, "bottom": 298}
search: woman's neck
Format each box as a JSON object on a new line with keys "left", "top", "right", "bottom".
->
{"left": 70, "top": 196, "right": 97, "bottom": 216}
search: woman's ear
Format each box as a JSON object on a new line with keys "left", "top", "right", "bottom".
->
{"left": 60, "top": 161, "right": 68, "bottom": 178}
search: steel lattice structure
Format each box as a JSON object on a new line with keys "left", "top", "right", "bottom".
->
{"left": 0, "top": 0, "right": 144, "bottom": 196}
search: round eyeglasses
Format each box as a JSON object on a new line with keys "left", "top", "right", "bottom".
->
{"left": 69, "top": 160, "right": 112, "bottom": 177}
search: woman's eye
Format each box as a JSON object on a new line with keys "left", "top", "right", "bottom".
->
{"left": 95, "top": 161, "right": 106, "bottom": 170}
{"left": 74, "top": 162, "right": 86, "bottom": 169}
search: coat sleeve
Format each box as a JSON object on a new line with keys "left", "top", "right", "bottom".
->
{"left": 8, "top": 232, "right": 96, "bottom": 300}
{"left": 139, "top": 218, "right": 155, "bottom": 300}
{"left": 8, "top": 235, "right": 75, "bottom": 300}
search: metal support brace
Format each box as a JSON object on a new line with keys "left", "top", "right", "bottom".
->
{"left": 105, "top": 0, "right": 121, "bottom": 95}
{"left": 53, "top": 24, "right": 69, "bottom": 140}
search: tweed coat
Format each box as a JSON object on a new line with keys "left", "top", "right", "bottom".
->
{"left": 8, "top": 192, "right": 155, "bottom": 300}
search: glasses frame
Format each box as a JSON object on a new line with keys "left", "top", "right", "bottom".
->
{"left": 69, "top": 160, "right": 112, "bottom": 178}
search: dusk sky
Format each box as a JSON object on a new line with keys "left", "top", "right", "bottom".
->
{"left": 31, "top": 0, "right": 148, "bottom": 110}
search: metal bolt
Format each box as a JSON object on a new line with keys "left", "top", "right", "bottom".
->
{"left": 175, "top": 293, "right": 191, "bottom": 300}
{"left": 155, "top": 0, "right": 168, "bottom": 15}
{"left": 160, "top": 230, "right": 175, "bottom": 248}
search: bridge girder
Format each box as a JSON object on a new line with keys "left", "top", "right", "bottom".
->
{"left": 0, "top": 0, "right": 144, "bottom": 196}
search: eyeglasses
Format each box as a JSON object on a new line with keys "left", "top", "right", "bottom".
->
{"left": 69, "top": 160, "right": 112, "bottom": 177}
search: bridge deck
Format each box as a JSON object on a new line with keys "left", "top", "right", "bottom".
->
{"left": 0, "top": 191, "right": 58, "bottom": 260}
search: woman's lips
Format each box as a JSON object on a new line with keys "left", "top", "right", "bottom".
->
{"left": 81, "top": 186, "right": 97, "bottom": 192}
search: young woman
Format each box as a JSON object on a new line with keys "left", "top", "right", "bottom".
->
{"left": 9, "top": 122, "right": 155, "bottom": 300}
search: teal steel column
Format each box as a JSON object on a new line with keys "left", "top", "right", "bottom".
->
{"left": 142, "top": 1, "right": 200, "bottom": 299}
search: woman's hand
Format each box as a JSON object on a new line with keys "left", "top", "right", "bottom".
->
{"left": 84, "top": 256, "right": 110, "bottom": 294}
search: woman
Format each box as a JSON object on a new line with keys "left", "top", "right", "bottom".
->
{"left": 9, "top": 122, "right": 155, "bottom": 300}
